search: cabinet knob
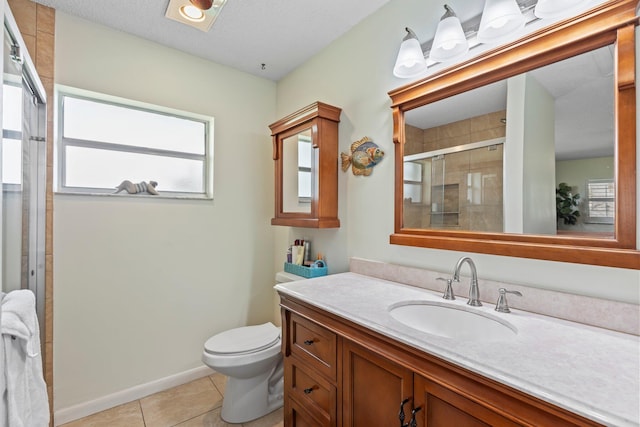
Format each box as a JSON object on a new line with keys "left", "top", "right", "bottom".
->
{"left": 303, "top": 339, "right": 315, "bottom": 345}
{"left": 303, "top": 386, "right": 315, "bottom": 394}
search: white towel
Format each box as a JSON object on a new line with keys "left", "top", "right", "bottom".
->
{"left": 1, "top": 290, "right": 49, "bottom": 427}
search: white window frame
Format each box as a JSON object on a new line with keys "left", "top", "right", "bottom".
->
{"left": 585, "top": 178, "right": 615, "bottom": 224}
{"left": 55, "top": 85, "right": 214, "bottom": 199}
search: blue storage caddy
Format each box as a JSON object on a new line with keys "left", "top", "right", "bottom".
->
{"left": 284, "top": 262, "right": 328, "bottom": 278}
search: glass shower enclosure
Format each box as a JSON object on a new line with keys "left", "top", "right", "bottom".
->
{"left": 2, "top": 10, "right": 47, "bottom": 343}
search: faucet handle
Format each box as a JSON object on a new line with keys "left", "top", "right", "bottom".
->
{"left": 495, "top": 288, "right": 522, "bottom": 313}
{"left": 437, "top": 277, "right": 455, "bottom": 300}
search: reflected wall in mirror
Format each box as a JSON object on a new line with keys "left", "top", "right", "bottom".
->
{"left": 389, "top": 0, "right": 638, "bottom": 269}
{"left": 402, "top": 45, "right": 615, "bottom": 238}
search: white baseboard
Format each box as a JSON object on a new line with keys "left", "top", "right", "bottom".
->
{"left": 53, "top": 365, "right": 215, "bottom": 426}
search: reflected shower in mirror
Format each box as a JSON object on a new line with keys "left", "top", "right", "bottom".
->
{"left": 402, "top": 44, "right": 614, "bottom": 238}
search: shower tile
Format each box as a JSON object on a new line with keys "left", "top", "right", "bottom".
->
{"left": 140, "top": 377, "right": 222, "bottom": 427}
{"left": 59, "top": 401, "right": 144, "bottom": 427}
{"left": 8, "top": 0, "right": 36, "bottom": 36}
{"left": 36, "top": 4, "right": 55, "bottom": 35}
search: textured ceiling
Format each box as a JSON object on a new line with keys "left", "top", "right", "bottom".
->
{"left": 33, "top": 0, "right": 392, "bottom": 81}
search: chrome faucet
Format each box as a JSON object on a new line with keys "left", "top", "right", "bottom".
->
{"left": 452, "top": 257, "right": 482, "bottom": 306}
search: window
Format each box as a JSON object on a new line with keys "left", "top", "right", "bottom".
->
{"left": 585, "top": 179, "right": 615, "bottom": 224}
{"left": 56, "top": 88, "right": 213, "bottom": 198}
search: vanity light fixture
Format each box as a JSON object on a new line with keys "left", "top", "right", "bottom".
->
{"left": 165, "top": 0, "right": 228, "bottom": 32}
{"left": 429, "top": 5, "right": 469, "bottom": 63}
{"left": 393, "top": 28, "right": 428, "bottom": 78}
{"left": 393, "top": 0, "right": 600, "bottom": 78}
{"left": 534, "top": 0, "right": 591, "bottom": 19}
{"left": 477, "top": 0, "right": 526, "bottom": 44}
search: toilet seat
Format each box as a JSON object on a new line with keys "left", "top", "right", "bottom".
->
{"left": 204, "top": 322, "right": 280, "bottom": 355}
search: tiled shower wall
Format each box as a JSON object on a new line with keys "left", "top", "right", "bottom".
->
{"left": 7, "top": 0, "right": 55, "bottom": 421}
{"left": 404, "top": 111, "right": 505, "bottom": 232}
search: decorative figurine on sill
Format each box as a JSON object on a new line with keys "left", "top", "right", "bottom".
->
{"left": 114, "top": 180, "right": 159, "bottom": 195}
{"left": 341, "top": 136, "right": 385, "bottom": 176}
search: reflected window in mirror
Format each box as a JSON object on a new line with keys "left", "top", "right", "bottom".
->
{"left": 282, "top": 130, "right": 313, "bottom": 213}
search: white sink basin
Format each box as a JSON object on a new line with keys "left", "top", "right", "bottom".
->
{"left": 389, "top": 301, "right": 517, "bottom": 342}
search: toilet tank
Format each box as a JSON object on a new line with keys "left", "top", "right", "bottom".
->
{"left": 275, "top": 271, "right": 306, "bottom": 284}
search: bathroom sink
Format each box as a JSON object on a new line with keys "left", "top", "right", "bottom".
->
{"left": 388, "top": 302, "right": 517, "bottom": 342}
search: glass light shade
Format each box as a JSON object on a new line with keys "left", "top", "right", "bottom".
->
{"left": 179, "top": 5, "right": 205, "bottom": 21}
{"left": 534, "top": 0, "right": 590, "bottom": 19}
{"left": 477, "top": 0, "right": 525, "bottom": 44}
{"left": 393, "top": 29, "right": 428, "bottom": 78}
{"left": 429, "top": 16, "right": 469, "bottom": 63}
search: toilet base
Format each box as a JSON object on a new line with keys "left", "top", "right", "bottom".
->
{"left": 220, "top": 362, "right": 284, "bottom": 423}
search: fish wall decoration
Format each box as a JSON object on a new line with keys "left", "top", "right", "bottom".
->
{"left": 340, "top": 136, "right": 385, "bottom": 176}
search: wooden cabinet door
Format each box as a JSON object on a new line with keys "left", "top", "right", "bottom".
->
{"left": 343, "top": 340, "right": 414, "bottom": 427}
{"left": 414, "top": 374, "right": 522, "bottom": 427}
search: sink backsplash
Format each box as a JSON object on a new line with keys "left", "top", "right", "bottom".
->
{"left": 349, "top": 258, "right": 639, "bottom": 336}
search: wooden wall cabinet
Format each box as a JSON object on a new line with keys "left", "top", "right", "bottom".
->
{"left": 270, "top": 102, "right": 341, "bottom": 228}
{"left": 280, "top": 295, "right": 602, "bottom": 427}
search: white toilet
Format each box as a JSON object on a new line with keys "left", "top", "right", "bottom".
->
{"left": 202, "top": 322, "right": 283, "bottom": 423}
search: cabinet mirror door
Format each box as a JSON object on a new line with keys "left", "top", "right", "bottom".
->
{"left": 282, "top": 129, "right": 313, "bottom": 214}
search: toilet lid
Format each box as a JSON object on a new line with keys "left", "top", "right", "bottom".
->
{"left": 204, "top": 322, "right": 280, "bottom": 355}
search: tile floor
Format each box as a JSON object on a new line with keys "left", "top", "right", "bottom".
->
{"left": 59, "top": 373, "right": 284, "bottom": 427}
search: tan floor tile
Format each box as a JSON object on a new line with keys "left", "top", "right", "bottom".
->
{"left": 174, "top": 407, "right": 234, "bottom": 427}
{"left": 209, "top": 373, "right": 227, "bottom": 395}
{"left": 243, "top": 408, "right": 284, "bottom": 427}
{"left": 59, "top": 401, "right": 144, "bottom": 427}
{"left": 140, "top": 377, "right": 223, "bottom": 427}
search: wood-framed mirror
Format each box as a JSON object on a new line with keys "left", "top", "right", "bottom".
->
{"left": 389, "top": 0, "right": 639, "bottom": 269}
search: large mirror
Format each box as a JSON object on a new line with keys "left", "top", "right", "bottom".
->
{"left": 389, "top": 0, "right": 638, "bottom": 269}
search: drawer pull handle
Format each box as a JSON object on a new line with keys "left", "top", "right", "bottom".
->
{"left": 399, "top": 398, "right": 411, "bottom": 427}
{"left": 303, "top": 339, "right": 315, "bottom": 345}
{"left": 303, "top": 387, "right": 315, "bottom": 394}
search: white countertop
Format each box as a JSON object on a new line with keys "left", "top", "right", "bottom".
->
{"left": 275, "top": 272, "right": 640, "bottom": 427}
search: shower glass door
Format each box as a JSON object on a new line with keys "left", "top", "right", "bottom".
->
{"left": 2, "top": 21, "right": 47, "bottom": 340}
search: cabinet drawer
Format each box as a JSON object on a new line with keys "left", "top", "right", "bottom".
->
{"left": 286, "top": 357, "right": 336, "bottom": 424}
{"left": 290, "top": 313, "right": 337, "bottom": 380}
{"left": 285, "top": 396, "right": 328, "bottom": 427}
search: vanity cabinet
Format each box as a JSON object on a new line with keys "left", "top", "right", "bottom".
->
{"left": 269, "top": 102, "right": 341, "bottom": 228}
{"left": 280, "top": 295, "right": 602, "bottom": 427}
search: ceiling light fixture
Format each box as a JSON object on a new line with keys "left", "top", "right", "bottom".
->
{"left": 393, "top": 27, "right": 428, "bottom": 78}
{"left": 477, "top": 0, "right": 526, "bottom": 44}
{"left": 393, "top": 0, "right": 598, "bottom": 79}
{"left": 179, "top": 5, "right": 205, "bottom": 21}
{"left": 429, "top": 5, "right": 469, "bottom": 63}
{"left": 165, "top": 0, "right": 228, "bottom": 32}
{"left": 190, "top": 0, "right": 214, "bottom": 10}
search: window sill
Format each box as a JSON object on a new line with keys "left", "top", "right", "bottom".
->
{"left": 54, "top": 190, "right": 213, "bottom": 201}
